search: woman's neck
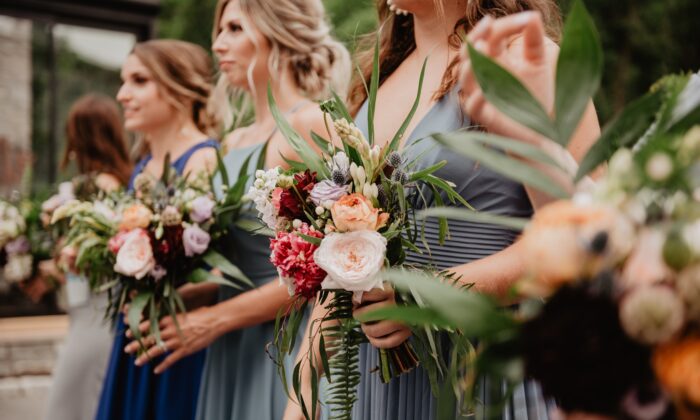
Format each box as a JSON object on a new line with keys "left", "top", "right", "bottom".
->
{"left": 251, "top": 70, "right": 308, "bottom": 127}
{"left": 145, "top": 118, "right": 206, "bottom": 162}
{"left": 411, "top": 1, "right": 467, "bottom": 59}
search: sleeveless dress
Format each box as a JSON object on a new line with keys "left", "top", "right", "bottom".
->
{"left": 43, "top": 276, "right": 112, "bottom": 420}
{"left": 95, "top": 139, "right": 218, "bottom": 420}
{"left": 350, "top": 89, "right": 554, "bottom": 419}
{"left": 196, "top": 142, "right": 298, "bottom": 420}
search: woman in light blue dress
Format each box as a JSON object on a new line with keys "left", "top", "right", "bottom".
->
{"left": 286, "top": 1, "right": 601, "bottom": 419}
{"left": 130, "top": 1, "right": 350, "bottom": 419}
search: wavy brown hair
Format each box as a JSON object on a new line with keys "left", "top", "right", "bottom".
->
{"left": 348, "top": 0, "right": 563, "bottom": 116}
{"left": 61, "top": 94, "right": 132, "bottom": 186}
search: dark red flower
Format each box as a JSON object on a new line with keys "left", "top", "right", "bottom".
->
{"left": 270, "top": 223, "right": 325, "bottom": 299}
{"left": 149, "top": 225, "right": 184, "bottom": 269}
{"left": 277, "top": 170, "right": 317, "bottom": 220}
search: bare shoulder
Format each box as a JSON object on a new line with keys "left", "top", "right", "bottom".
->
{"left": 287, "top": 104, "right": 328, "bottom": 137}
{"left": 184, "top": 144, "right": 219, "bottom": 175}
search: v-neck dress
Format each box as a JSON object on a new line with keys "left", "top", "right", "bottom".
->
{"left": 350, "top": 88, "right": 553, "bottom": 420}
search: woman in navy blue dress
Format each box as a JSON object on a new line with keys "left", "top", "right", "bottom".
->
{"left": 95, "top": 39, "right": 219, "bottom": 420}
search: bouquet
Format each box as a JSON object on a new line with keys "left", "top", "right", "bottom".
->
{"left": 52, "top": 158, "right": 253, "bottom": 346}
{"left": 0, "top": 198, "right": 53, "bottom": 290}
{"left": 363, "top": 1, "right": 700, "bottom": 418}
{"left": 249, "top": 59, "right": 469, "bottom": 416}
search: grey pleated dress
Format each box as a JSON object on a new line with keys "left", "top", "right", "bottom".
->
{"left": 349, "top": 87, "right": 555, "bottom": 420}
{"left": 196, "top": 143, "right": 297, "bottom": 420}
{"left": 43, "top": 274, "right": 112, "bottom": 420}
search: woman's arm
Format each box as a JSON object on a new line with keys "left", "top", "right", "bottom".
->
{"left": 125, "top": 279, "right": 294, "bottom": 373}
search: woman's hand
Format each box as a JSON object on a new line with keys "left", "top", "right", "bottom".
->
{"left": 124, "top": 306, "right": 223, "bottom": 374}
{"left": 353, "top": 285, "right": 411, "bottom": 349}
{"left": 459, "top": 12, "right": 557, "bottom": 143}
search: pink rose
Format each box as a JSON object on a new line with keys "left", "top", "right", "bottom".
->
{"left": 270, "top": 224, "right": 326, "bottom": 299}
{"left": 108, "top": 230, "right": 132, "bottom": 254}
{"left": 182, "top": 225, "right": 211, "bottom": 257}
{"left": 119, "top": 204, "right": 153, "bottom": 231}
{"left": 113, "top": 229, "right": 155, "bottom": 279}
{"left": 190, "top": 196, "right": 215, "bottom": 223}
{"left": 331, "top": 193, "right": 389, "bottom": 232}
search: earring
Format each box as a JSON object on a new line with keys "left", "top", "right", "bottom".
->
{"left": 387, "top": 0, "right": 409, "bottom": 16}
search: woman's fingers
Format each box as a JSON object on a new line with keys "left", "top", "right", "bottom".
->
{"left": 154, "top": 348, "right": 188, "bottom": 374}
{"left": 466, "top": 14, "right": 493, "bottom": 44}
{"left": 360, "top": 320, "right": 405, "bottom": 339}
{"left": 367, "top": 328, "right": 412, "bottom": 349}
{"left": 134, "top": 337, "right": 180, "bottom": 366}
{"left": 482, "top": 11, "right": 546, "bottom": 63}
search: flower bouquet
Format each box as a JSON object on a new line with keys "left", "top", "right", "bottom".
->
{"left": 249, "top": 56, "right": 469, "bottom": 415}
{"left": 52, "top": 157, "right": 253, "bottom": 347}
{"left": 0, "top": 198, "right": 54, "bottom": 291}
{"left": 361, "top": 1, "right": 700, "bottom": 417}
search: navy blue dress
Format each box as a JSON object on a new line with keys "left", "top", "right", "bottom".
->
{"left": 95, "top": 139, "right": 218, "bottom": 420}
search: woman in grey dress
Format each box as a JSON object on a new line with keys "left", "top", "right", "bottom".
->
{"left": 40, "top": 94, "right": 132, "bottom": 420}
{"left": 128, "top": 1, "right": 350, "bottom": 419}
{"left": 285, "top": 1, "right": 601, "bottom": 419}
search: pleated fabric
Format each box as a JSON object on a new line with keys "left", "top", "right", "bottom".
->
{"left": 346, "top": 87, "right": 553, "bottom": 420}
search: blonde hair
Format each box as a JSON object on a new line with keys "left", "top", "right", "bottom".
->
{"left": 212, "top": 0, "right": 350, "bottom": 104}
{"left": 131, "top": 39, "right": 220, "bottom": 137}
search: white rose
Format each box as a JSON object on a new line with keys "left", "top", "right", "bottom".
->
{"left": 113, "top": 229, "right": 155, "bottom": 279}
{"left": 0, "top": 220, "right": 20, "bottom": 248}
{"left": 3, "top": 254, "right": 33, "bottom": 283}
{"left": 314, "top": 230, "right": 387, "bottom": 303}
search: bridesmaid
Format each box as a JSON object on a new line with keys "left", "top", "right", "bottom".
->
{"left": 286, "top": 1, "right": 600, "bottom": 419}
{"left": 95, "top": 39, "right": 219, "bottom": 420}
{"left": 41, "top": 94, "right": 131, "bottom": 420}
{"left": 123, "top": 1, "right": 350, "bottom": 419}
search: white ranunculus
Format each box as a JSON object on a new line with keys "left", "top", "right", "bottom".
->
{"left": 3, "top": 254, "right": 33, "bottom": 283}
{"left": 314, "top": 230, "right": 387, "bottom": 303}
{"left": 619, "top": 285, "right": 684, "bottom": 345}
{"left": 0, "top": 220, "right": 20, "bottom": 248}
{"left": 113, "top": 229, "right": 155, "bottom": 279}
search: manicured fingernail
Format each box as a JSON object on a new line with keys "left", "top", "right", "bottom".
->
{"left": 513, "top": 11, "right": 536, "bottom": 25}
{"left": 153, "top": 368, "right": 161, "bottom": 374}
{"left": 135, "top": 359, "right": 143, "bottom": 366}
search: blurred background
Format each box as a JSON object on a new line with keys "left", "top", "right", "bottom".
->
{"left": 0, "top": 0, "right": 698, "bottom": 418}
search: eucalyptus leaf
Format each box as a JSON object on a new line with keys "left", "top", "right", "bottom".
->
{"left": 188, "top": 268, "right": 246, "bottom": 290}
{"left": 127, "top": 292, "right": 151, "bottom": 341}
{"left": 554, "top": 0, "right": 603, "bottom": 145}
{"left": 202, "top": 250, "right": 254, "bottom": 288}
{"left": 432, "top": 133, "right": 570, "bottom": 199}
{"left": 468, "top": 43, "right": 557, "bottom": 140}
{"left": 417, "top": 207, "right": 529, "bottom": 231}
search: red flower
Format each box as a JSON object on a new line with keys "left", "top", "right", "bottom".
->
{"left": 149, "top": 225, "right": 184, "bottom": 269}
{"left": 277, "top": 170, "right": 317, "bottom": 221}
{"left": 270, "top": 223, "right": 326, "bottom": 299}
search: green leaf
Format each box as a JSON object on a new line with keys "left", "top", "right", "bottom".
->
{"left": 409, "top": 160, "right": 447, "bottom": 182}
{"left": 268, "top": 85, "right": 329, "bottom": 178}
{"left": 554, "top": 0, "right": 603, "bottom": 145}
{"left": 665, "top": 73, "right": 700, "bottom": 133}
{"left": 202, "top": 250, "right": 254, "bottom": 288}
{"left": 367, "top": 35, "right": 380, "bottom": 146}
{"left": 215, "top": 150, "right": 229, "bottom": 188}
{"left": 187, "top": 268, "right": 245, "bottom": 290}
{"left": 386, "top": 58, "right": 428, "bottom": 154}
{"left": 436, "top": 131, "right": 563, "bottom": 169}
{"left": 418, "top": 207, "right": 528, "bottom": 231}
{"left": 319, "top": 334, "right": 332, "bottom": 382}
{"left": 331, "top": 89, "right": 353, "bottom": 122}
{"left": 432, "top": 133, "right": 570, "bottom": 199}
{"left": 468, "top": 43, "right": 557, "bottom": 140}
{"left": 358, "top": 306, "right": 454, "bottom": 328}
{"left": 296, "top": 232, "right": 322, "bottom": 246}
{"left": 255, "top": 141, "right": 269, "bottom": 172}
{"left": 575, "top": 90, "right": 663, "bottom": 180}
{"left": 127, "top": 291, "right": 151, "bottom": 341}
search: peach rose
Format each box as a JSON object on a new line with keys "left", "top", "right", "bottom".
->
{"left": 119, "top": 203, "right": 153, "bottom": 231}
{"left": 330, "top": 193, "right": 389, "bottom": 232}
{"left": 113, "top": 229, "right": 155, "bottom": 279}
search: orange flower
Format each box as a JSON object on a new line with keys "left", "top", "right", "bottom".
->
{"left": 331, "top": 193, "right": 388, "bottom": 232}
{"left": 653, "top": 338, "right": 700, "bottom": 406}
{"left": 520, "top": 200, "right": 633, "bottom": 295}
{"left": 119, "top": 203, "right": 153, "bottom": 231}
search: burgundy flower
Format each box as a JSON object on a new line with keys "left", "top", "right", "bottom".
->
{"left": 277, "top": 170, "right": 317, "bottom": 221}
{"left": 149, "top": 225, "right": 184, "bottom": 269}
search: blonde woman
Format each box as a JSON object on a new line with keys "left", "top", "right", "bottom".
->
{"left": 123, "top": 1, "right": 349, "bottom": 419}
{"left": 95, "top": 39, "right": 219, "bottom": 420}
{"left": 286, "top": 1, "right": 600, "bottom": 419}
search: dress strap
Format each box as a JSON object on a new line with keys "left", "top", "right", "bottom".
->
{"left": 171, "top": 139, "right": 220, "bottom": 175}
{"left": 127, "top": 155, "right": 152, "bottom": 191}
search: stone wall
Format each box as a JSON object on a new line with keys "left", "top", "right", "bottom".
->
{"left": 0, "top": 15, "right": 33, "bottom": 196}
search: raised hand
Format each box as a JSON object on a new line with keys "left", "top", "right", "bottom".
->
{"left": 459, "top": 11, "right": 558, "bottom": 144}
{"left": 353, "top": 285, "right": 411, "bottom": 349}
{"left": 124, "top": 306, "right": 221, "bottom": 374}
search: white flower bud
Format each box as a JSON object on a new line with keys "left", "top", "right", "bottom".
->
{"left": 315, "top": 206, "right": 325, "bottom": 216}
{"left": 254, "top": 179, "right": 264, "bottom": 189}
{"left": 356, "top": 166, "right": 366, "bottom": 186}
{"left": 323, "top": 200, "right": 335, "bottom": 210}
{"left": 255, "top": 169, "right": 265, "bottom": 178}
{"left": 646, "top": 153, "right": 673, "bottom": 181}
{"left": 292, "top": 219, "right": 302, "bottom": 229}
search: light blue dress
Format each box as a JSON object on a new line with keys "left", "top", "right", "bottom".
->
{"left": 350, "top": 88, "right": 554, "bottom": 419}
{"left": 196, "top": 143, "right": 297, "bottom": 420}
